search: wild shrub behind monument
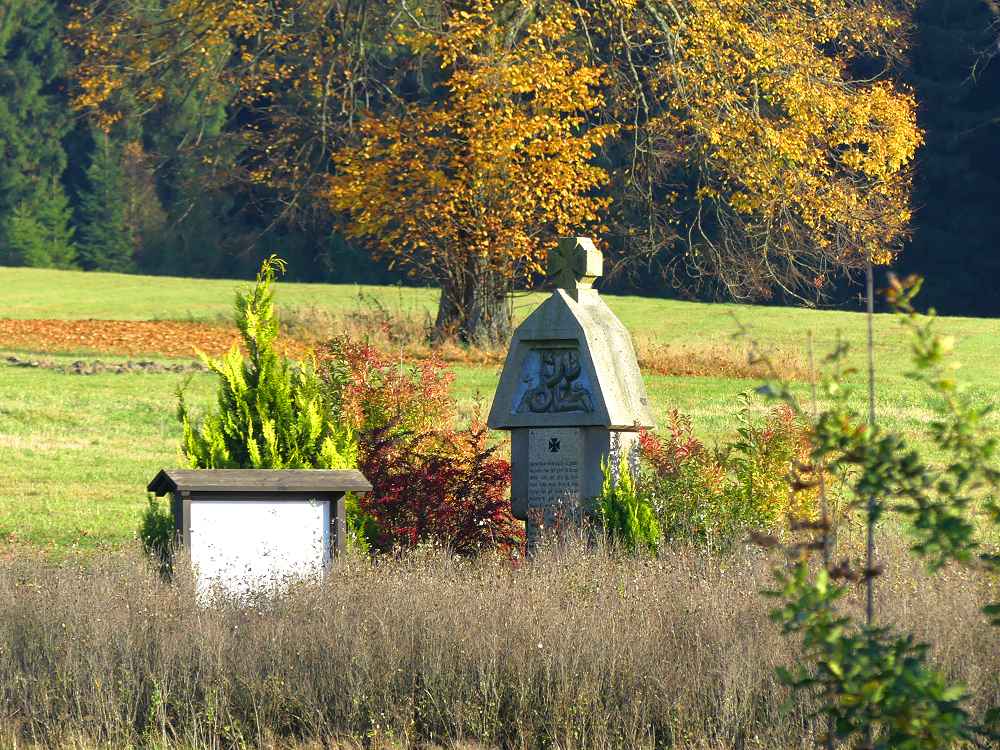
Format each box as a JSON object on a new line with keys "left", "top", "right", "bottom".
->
{"left": 630, "top": 399, "right": 820, "bottom": 551}
{"left": 321, "top": 336, "right": 522, "bottom": 555}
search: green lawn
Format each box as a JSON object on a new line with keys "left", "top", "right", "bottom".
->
{"left": 0, "top": 353, "right": 215, "bottom": 549}
{"left": 3, "top": 266, "right": 1000, "bottom": 550}
{"left": 0, "top": 266, "right": 441, "bottom": 322}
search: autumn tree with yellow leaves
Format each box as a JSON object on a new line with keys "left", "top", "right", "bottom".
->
{"left": 71, "top": 0, "right": 922, "bottom": 328}
{"left": 588, "top": 0, "right": 922, "bottom": 301}
{"left": 325, "top": 2, "right": 614, "bottom": 345}
{"left": 69, "top": 0, "right": 413, "bottom": 220}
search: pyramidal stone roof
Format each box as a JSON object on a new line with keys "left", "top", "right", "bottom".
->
{"left": 488, "top": 238, "right": 654, "bottom": 431}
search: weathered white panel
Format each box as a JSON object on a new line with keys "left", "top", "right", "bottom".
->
{"left": 189, "top": 499, "right": 329, "bottom": 598}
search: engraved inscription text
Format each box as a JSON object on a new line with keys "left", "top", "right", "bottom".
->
{"left": 527, "top": 428, "right": 581, "bottom": 510}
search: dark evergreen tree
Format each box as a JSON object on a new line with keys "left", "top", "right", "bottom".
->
{"left": 898, "top": 0, "right": 1000, "bottom": 315}
{"left": 2, "top": 180, "right": 76, "bottom": 267}
{"left": 0, "top": 0, "right": 75, "bottom": 267}
{"left": 76, "top": 130, "right": 133, "bottom": 271}
{"left": 34, "top": 180, "right": 76, "bottom": 268}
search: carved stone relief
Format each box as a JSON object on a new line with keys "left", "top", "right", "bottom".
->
{"left": 513, "top": 347, "right": 594, "bottom": 415}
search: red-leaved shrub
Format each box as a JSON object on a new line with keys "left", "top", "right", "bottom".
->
{"left": 360, "top": 423, "right": 520, "bottom": 555}
{"left": 321, "top": 337, "right": 523, "bottom": 556}
{"left": 639, "top": 410, "right": 723, "bottom": 485}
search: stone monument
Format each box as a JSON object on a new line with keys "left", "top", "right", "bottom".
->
{"left": 488, "top": 237, "right": 654, "bottom": 544}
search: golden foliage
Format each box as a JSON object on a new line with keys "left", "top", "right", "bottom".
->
{"left": 324, "top": 0, "right": 615, "bottom": 287}
{"left": 70, "top": 0, "right": 922, "bottom": 305}
{"left": 593, "top": 0, "right": 922, "bottom": 299}
{"left": 70, "top": 0, "right": 277, "bottom": 128}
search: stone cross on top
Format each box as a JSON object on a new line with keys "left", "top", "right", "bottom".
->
{"left": 548, "top": 236, "right": 602, "bottom": 302}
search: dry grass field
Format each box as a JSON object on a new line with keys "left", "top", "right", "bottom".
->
{"left": 2, "top": 537, "right": 998, "bottom": 750}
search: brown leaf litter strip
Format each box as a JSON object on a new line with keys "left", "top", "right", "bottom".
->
{"left": 0, "top": 319, "right": 806, "bottom": 381}
{"left": 0, "top": 319, "right": 311, "bottom": 360}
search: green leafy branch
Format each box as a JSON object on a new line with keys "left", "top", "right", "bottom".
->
{"left": 749, "top": 275, "right": 1000, "bottom": 747}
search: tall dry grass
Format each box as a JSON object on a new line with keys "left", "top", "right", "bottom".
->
{"left": 630, "top": 336, "right": 809, "bottom": 382}
{"left": 2, "top": 537, "right": 997, "bottom": 749}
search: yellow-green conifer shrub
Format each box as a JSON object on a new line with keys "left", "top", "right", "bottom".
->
{"left": 177, "top": 256, "right": 356, "bottom": 470}
{"left": 598, "top": 455, "right": 662, "bottom": 554}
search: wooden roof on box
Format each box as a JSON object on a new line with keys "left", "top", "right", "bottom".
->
{"left": 147, "top": 468, "right": 372, "bottom": 496}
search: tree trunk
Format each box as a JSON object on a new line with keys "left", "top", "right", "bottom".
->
{"left": 433, "top": 255, "right": 513, "bottom": 348}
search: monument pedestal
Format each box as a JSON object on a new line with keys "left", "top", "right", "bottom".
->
{"left": 511, "top": 427, "right": 640, "bottom": 546}
{"left": 510, "top": 427, "right": 640, "bottom": 519}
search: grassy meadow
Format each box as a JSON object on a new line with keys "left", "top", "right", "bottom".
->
{"left": 4, "top": 267, "right": 1000, "bottom": 749}
{"left": 3, "top": 265, "right": 1000, "bottom": 549}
